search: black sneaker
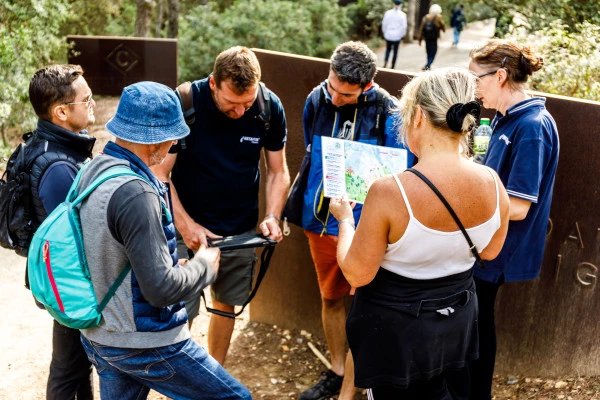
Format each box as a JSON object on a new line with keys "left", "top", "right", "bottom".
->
{"left": 299, "top": 370, "right": 343, "bottom": 400}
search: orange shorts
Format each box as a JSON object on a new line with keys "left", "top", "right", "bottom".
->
{"left": 304, "top": 230, "right": 355, "bottom": 300}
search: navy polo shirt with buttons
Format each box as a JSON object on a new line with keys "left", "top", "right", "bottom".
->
{"left": 170, "top": 77, "right": 287, "bottom": 236}
{"left": 476, "top": 97, "right": 559, "bottom": 283}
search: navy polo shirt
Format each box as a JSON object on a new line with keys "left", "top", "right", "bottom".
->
{"left": 170, "top": 78, "right": 287, "bottom": 236}
{"left": 475, "top": 97, "right": 559, "bottom": 283}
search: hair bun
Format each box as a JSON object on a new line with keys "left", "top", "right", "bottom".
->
{"left": 446, "top": 101, "right": 481, "bottom": 133}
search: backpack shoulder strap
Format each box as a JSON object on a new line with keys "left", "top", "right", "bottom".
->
{"left": 255, "top": 82, "right": 271, "bottom": 132}
{"left": 371, "top": 87, "right": 393, "bottom": 144}
{"left": 97, "top": 262, "right": 132, "bottom": 313}
{"left": 307, "top": 85, "right": 325, "bottom": 146}
{"left": 175, "top": 81, "right": 195, "bottom": 125}
{"left": 68, "top": 165, "right": 143, "bottom": 206}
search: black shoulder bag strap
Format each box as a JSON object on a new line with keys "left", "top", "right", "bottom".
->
{"left": 406, "top": 168, "right": 486, "bottom": 269}
{"left": 195, "top": 235, "right": 277, "bottom": 319}
{"left": 255, "top": 82, "right": 271, "bottom": 132}
{"left": 372, "top": 87, "right": 389, "bottom": 145}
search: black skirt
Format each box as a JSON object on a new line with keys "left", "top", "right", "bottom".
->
{"left": 347, "top": 268, "right": 478, "bottom": 389}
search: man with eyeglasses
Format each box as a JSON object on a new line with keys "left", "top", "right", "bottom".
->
{"left": 26, "top": 64, "right": 97, "bottom": 400}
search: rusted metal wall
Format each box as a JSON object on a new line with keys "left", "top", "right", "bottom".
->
{"left": 252, "top": 49, "right": 600, "bottom": 375}
{"left": 67, "top": 35, "right": 177, "bottom": 95}
{"left": 494, "top": 94, "right": 600, "bottom": 376}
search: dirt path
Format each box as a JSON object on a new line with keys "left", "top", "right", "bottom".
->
{"left": 0, "top": 246, "right": 330, "bottom": 399}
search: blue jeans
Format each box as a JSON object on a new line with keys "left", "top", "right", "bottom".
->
{"left": 453, "top": 28, "right": 462, "bottom": 45}
{"left": 81, "top": 336, "right": 252, "bottom": 400}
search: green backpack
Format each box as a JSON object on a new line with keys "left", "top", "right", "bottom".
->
{"left": 27, "top": 165, "right": 141, "bottom": 329}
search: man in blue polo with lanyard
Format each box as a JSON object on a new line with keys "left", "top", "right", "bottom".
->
{"left": 299, "top": 41, "right": 414, "bottom": 400}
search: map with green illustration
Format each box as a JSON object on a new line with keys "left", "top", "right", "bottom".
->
{"left": 322, "top": 137, "right": 408, "bottom": 203}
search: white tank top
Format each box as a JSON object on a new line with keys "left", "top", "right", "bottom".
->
{"left": 381, "top": 170, "right": 501, "bottom": 279}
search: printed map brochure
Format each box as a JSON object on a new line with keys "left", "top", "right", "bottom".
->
{"left": 321, "top": 137, "right": 408, "bottom": 204}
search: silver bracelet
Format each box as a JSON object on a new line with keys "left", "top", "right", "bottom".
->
{"left": 338, "top": 218, "right": 355, "bottom": 229}
{"left": 264, "top": 213, "right": 281, "bottom": 223}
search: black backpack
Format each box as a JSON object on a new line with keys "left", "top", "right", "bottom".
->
{"left": 423, "top": 16, "right": 438, "bottom": 41}
{"left": 0, "top": 132, "right": 47, "bottom": 256}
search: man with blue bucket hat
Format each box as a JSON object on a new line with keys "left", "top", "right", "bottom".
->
{"left": 76, "top": 81, "right": 251, "bottom": 399}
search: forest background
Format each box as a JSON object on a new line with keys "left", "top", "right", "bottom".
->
{"left": 1, "top": 0, "right": 599, "bottom": 162}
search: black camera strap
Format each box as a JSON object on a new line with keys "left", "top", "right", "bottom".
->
{"left": 194, "top": 234, "right": 277, "bottom": 319}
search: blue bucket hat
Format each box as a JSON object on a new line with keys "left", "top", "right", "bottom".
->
{"left": 106, "top": 81, "right": 189, "bottom": 144}
{"left": 393, "top": 0, "right": 402, "bottom": 4}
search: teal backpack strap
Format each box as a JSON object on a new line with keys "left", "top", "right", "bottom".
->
{"left": 66, "top": 162, "right": 89, "bottom": 202}
{"left": 70, "top": 166, "right": 142, "bottom": 207}
{"left": 68, "top": 166, "right": 144, "bottom": 311}
{"left": 97, "top": 263, "right": 132, "bottom": 313}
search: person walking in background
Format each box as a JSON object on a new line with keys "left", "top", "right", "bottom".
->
{"left": 298, "top": 41, "right": 414, "bottom": 400}
{"left": 468, "top": 39, "right": 560, "bottom": 400}
{"left": 451, "top": 4, "right": 467, "bottom": 46}
{"left": 78, "top": 81, "right": 251, "bottom": 400}
{"left": 381, "top": 0, "right": 407, "bottom": 69}
{"left": 329, "top": 67, "right": 509, "bottom": 399}
{"left": 27, "top": 64, "right": 97, "bottom": 400}
{"left": 418, "top": 4, "right": 446, "bottom": 70}
{"left": 153, "top": 46, "right": 290, "bottom": 367}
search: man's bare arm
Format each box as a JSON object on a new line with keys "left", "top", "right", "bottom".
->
{"left": 259, "top": 148, "right": 290, "bottom": 242}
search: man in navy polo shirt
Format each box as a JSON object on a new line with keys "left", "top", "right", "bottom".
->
{"left": 154, "top": 46, "right": 290, "bottom": 366}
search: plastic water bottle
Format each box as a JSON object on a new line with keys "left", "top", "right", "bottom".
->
{"left": 473, "top": 118, "right": 492, "bottom": 164}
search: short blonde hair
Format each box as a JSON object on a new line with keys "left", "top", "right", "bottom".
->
{"left": 397, "top": 68, "right": 478, "bottom": 145}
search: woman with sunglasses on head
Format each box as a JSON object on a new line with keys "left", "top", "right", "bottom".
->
{"left": 468, "top": 39, "right": 560, "bottom": 400}
{"left": 328, "top": 68, "right": 510, "bottom": 399}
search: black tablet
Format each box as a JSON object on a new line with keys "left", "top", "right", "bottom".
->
{"left": 207, "top": 234, "right": 277, "bottom": 251}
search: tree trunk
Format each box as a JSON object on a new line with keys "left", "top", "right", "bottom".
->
{"left": 406, "top": 0, "right": 417, "bottom": 43}
{"left": 135, "top": 0, "right": 155, "bottom": 37}
{"left": 1, "top": 123, "right": 7, "bottom": 148}
{"left": 155, "top": 0, "right": 164, "bottom": 37}
{"left": 167, "top": 0, "right": 179, "bottom": 38}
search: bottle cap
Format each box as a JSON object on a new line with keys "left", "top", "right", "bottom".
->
{"left": 480, "top": 118, "right": 491, "bottom": 126}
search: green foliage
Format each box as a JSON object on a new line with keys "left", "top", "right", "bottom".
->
{"left": 449, "top": 0, "right": 600, "bottom": 36}
{"left": 345, "top": 0, "right": 389, "bottom": 40}
{"left": 60, "top": 0, "right": 123, "bottom": 36}
{"left": 0, "top": 0, "right": 73, "bottom": 138}
{"left": 104, "top": 1, "right": 137, "bottom": 37}
{"left": 508, "top": 21, "right": 600, "bottom": 101}
{"left": 178, "top": 0, "right": 349, "bottom": 82}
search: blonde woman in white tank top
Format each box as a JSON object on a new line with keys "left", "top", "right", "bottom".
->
{"left": 329, "top": 68, "right": 510, "bottom": 400}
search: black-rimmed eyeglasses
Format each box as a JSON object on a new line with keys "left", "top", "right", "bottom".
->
{"left": 475, "top": 56, "right": 508, "bottom": 79}
{"left": 476, "top": 69, "right": 499, "bottom": 79}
